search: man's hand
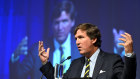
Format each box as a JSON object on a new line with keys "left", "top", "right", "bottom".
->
{"left": 14, "top": 36, "right": 28, "bottom": 58}
{"left": 38, "top": 41, "right": 50, "bottom": 64}
{"left": 119, "top": 33, "right": 133, "bottom": 53}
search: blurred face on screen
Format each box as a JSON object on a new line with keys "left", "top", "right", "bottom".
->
{"left": 53, "top": 11, "right": 74, "bottom": 44}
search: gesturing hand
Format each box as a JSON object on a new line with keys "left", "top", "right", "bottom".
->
{"left": 38, "top": 41, "right": 50, "bottom": 64}
{"left": 14, "top": 36, "right": 28, "bottom": 57}
{"left": 119, "top": 33, "right": 133, "bottom": 53}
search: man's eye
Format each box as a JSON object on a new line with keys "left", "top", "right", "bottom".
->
{"left": 62, "top": 20, "right": 68, "bottom": 23}
{"left": 79, "top": 36, "right": 84, "bottom": 39}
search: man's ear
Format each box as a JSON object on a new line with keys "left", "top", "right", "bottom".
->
{"left": 92, "top": 38, "right": 97, "bottom": 44}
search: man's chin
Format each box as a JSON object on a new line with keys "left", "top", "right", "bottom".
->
{"left": 80, "top": 51, "right": 90, "bottom": 57}
{"left": 56, "top": 37, "right": 66, "bottom": 43}
{"left": 79, "top": 51, "right": 85, "bottom": 55}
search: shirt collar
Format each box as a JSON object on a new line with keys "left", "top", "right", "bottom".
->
{"left": 85, "top": 48, "right": 100, "bottom": 62}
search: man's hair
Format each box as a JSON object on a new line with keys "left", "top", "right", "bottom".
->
{"left": 74, "top": 23, "right": 102, "bottom": 47}
{"left": 52, "top": 0, "right": 76, "bottom": 20}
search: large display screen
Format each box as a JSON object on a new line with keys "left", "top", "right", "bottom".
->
{"left": 0, "top": 0, "right": 139, "bottom": 79}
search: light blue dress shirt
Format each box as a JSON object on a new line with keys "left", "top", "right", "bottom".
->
{"left": 81, "top": 48, "right": 100, "bottom": 77}
{"left": 53, "top": 33, "right": 71, "bottom": 73}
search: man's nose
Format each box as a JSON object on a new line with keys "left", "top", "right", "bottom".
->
{"left": 76, "top": 39, "right": 80, "bottom": 45}
{"left": 58, "top": 22, "right": 63, "bottom": 30}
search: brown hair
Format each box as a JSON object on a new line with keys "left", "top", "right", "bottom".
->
{"left": 52, "top": 0, "right": 76, "bottom": 20}
{"left": 74, "top": 23, "right": 102, "bottom": 47}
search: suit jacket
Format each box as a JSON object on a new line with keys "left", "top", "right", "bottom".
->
{"left": 9, "top": 34, "right": 81, "bottom": 79}
{"left": 40, "top": 50, "right": 136, "bottom": 79}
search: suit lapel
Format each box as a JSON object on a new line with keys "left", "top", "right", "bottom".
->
{"left": 76, "top": 57, "right": 85, "bottom": 77}
{"left": 92, "top": 50, "right": 104, "bottom": 79}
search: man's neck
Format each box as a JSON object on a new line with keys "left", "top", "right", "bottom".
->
{"left": 54, "top": 33, "right": 71, "bottom": 48}
{"left": 55, "top": 33, "right": 71, "bottom": 45}
{"left": 85, "top": 46, "right": 98, "bottom": 59}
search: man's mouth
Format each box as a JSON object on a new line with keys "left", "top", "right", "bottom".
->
{"left": 57, "top": 32, "right": 64, "bottom": 36}
{"left": 78, "top": 46, "right": 82, "bottom": 50}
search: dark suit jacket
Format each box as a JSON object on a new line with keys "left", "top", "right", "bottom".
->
{"left": 40, "top": 50, "right": 136, "bottom": 79}
{"left": 9, "top": 34, "right": 81, "bottom": 79}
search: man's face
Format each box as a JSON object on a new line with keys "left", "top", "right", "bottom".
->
{"left": 75, "top": 29, "right": 95, "bottom": 55}
{"left": 53, "top": 11, "right": 74, "bottom": 43}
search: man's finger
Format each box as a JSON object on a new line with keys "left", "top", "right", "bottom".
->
{"left": 121, "top": 33, "right": 132, "bottom": 41}
{"left": 121, "top": 34, "right": 127, "bottom": 38}
{"left": 21, "top": 36, "right": 28, "bottom": 45}
{"left": 40, "top": 41, "right": 44, "bottom": 50}
{"left": 46, "top": 48, "right": 50, "bottom": 57}
{"left": 38, "top": 41, "right": 43, "bottom": 51}
{"left": 119, "top": 38, "right": 126, "bottom": 42}
{"left": 125, "top": 32, "right": 132, "bottom": 40}
{"left": 39, "top": 49, "right": 45, "bottom": 56}
{"left": 118, "top": 43, "right": 125, "bottom": 46}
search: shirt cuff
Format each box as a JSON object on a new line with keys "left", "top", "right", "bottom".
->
{"left": 11, "top": 53, "right": 20, "bottom": 63}
{"left": 125, "top": 52, "right": 134, "bottom": 57}
{"left": 42, "top": 60, "right": 48, "bottom": 65}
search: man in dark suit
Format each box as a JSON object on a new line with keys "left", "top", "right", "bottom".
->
{"left": 9, "top": 1, "right": 81, "bottom": 79}
{"left": 39, "top": 23, "right": 136, "bottom": 79}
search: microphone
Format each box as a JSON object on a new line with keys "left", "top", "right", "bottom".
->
{"left": 54, "top": 56, "right": 71, "bottom": 78}
{"left": 60, "top": 56, "right": 71, "bottom": 64}
{"left": 40, "top": 56, "right": 71, "bottom": 79}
